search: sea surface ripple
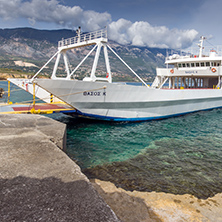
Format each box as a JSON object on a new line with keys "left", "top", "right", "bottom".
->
{"left": 52, "top": 109, "right": 222, "bottom": 199}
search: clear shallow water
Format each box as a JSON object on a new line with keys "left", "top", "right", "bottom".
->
{"left": 53, "top": 110, "right": 222, "bottom": 199}
{"left": 1, "top": 81, "right": 222, "bottom": 199}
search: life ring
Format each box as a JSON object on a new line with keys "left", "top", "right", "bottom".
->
{"left": 211, "top": 68, "right": 216, "bottom": 73}
{"left": 170, "top": 69, "right": 174, "bottom": 74}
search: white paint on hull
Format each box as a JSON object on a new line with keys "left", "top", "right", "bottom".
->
{"left": 35, "top": 79, "right": 222, "bottom": 120}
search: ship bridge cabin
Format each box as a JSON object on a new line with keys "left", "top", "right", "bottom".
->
{"left": 152, "top": 37, "right": 222, "bottom": 89}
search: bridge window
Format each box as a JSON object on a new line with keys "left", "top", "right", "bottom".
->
{"left": 178, "top": 63, "right": 182, "bottom": 68}
{"left": 211, "top": 62, "right": 220, "bottom": 66}
{"left": 201, "top": 62, "right": 205, "bottom": 67}
{"left": 191, "top": 63, "right": 195, "bottom": 67}
{"left": 196, "top": 63, "right": 200, "bottom": 67}
{"left": 186, "top": 63, "right": 190, "bottom": 67}
{"left": 206, "top": 62, "right": 210, "bottom": 66}
{"left": 182, "top": 63, "right": 186, "bottom": 67}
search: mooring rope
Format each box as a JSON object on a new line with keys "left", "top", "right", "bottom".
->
{"left": 0, "top": 86, "right": 107, "bottom": 107}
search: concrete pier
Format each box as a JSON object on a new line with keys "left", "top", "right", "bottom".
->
{"left": 0, "top": 114, "right": 119, "bottom": 221}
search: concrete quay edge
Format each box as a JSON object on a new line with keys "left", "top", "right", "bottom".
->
{"left": 0, "top": 114, "right": 120, "bottom": 222}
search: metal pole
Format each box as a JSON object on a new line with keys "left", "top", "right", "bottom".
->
{"left": 7, "top": 80, "right": 10, "bottom": 104}
{"left": 33, "top": 83, "right": 36, "bottom": 107}
{"left": 50, "top": 93, "right": 53, "bottom": 103}
{"left": 90, "top": 42, "right": 102, "bottom": 80}
{"left": 31, "top": 50, "right": 60, "bottom": 80}
{"left": 67, "top": 44, "right": 97, "bottom": 79}
{"left": 107, "top": 44, "right": 149, "bottom": 87}
{"left": 103, "top": 44, "right": 112, "bottom": 83}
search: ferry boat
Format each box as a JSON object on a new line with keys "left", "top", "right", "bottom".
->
{"left": 9, "top": 29, "right": 222, "bottom": 121}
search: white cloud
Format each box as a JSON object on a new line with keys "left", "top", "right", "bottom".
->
{"left": 0, "top": 0, "right": 198, "bottom": 49}
{"left": 0, "top": 0, "right": 111, "bottom": 31}
{"left": 0, "top": 0, "right": 20, "bottom": 20}
{"left": 108, "top": 19, "right": 132, "bottom": 45}
{"left": 109, "top": 19, "right": 198, "bottom": 49}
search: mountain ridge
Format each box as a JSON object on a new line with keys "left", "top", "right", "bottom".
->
{"left": 0, "top": 27, "right": 167, "bottom": 81}
{"left": 0, "top": 27, "right": 76, "bottom": 44}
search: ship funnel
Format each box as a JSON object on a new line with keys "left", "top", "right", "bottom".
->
{"left": 209, "top": 49, "right": 217, "bottom": 57}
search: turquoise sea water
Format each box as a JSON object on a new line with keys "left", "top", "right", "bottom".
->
{"left": 54, "top": 111, "right": 222, "bottom": 199}
{"left": 1, "top": 81, "right": 222, "bottom": 199}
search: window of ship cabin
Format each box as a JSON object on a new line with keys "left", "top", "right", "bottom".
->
{"left": 178, "top": 64, "right": 182, "bottom": 68}
{"left": 182, "top": 63, "right": 186, "bottom": 67}
{"left": 191, "top": 63, "right": 195, "bottom": 67}
{"left": 206, "top": 62, "right": 210, "bottom": 66}
{"left": 186, "top": 63, "right": 190, "bottom": 67}
{"left": 196, "top": 63, "right": 200, "bottom": 67}
{"left": 211, "top": 62, "right": 220, "bottom": 66}
{"left": 201, "top": 62, "right": 205, "bottom": 67}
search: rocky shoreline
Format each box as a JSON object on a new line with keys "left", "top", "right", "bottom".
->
{"left": 0, "top": 72, "right": 48, "bottom": 80}
{"left": 91, "top": 179, "right": 222, "bottom": 222}
{"left": 0, "top": 73, "right": 31, "bottom": 80}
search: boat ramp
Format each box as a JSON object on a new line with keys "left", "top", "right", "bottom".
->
{"left": 0, "top": 81, "right": 76, "bottom": 115}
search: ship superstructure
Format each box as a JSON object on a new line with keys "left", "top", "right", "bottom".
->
{"left": 152, "top": 36, "right": 222, "bottom": 90}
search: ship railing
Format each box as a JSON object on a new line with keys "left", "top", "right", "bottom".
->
{"left": 166, "top": 45, "right": 222, "bottom": 61}
{"left": 58, "top": 28, "right": 107, "bottom": 47}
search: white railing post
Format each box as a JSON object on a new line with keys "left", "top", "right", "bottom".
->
{"left": 90, "top": 42, "right": 102, "bottom": 81}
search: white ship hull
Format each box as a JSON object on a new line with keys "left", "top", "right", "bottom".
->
{"left": 9, "top": 30, "right": 222, "bottom": 122}
{"left": 35, "top": 79, "right": 222, "bottom": 121}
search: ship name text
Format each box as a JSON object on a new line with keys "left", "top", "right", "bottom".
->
{"left": 83, "top": 91, "right": 106, "bottom": 96}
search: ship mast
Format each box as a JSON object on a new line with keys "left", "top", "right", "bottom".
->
{"left": 198, "top": 36, "right": 205, "bottom": 58}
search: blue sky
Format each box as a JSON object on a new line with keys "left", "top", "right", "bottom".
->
{"left": 0, "top": 0, "right": 221, "bottom": 49}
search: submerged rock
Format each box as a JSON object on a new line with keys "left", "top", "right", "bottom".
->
{"left": 91, "top": 179, "right": 222, "bottom": 222}
{"left": 83, "top": 158, "right": 222, "bottom": 199}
